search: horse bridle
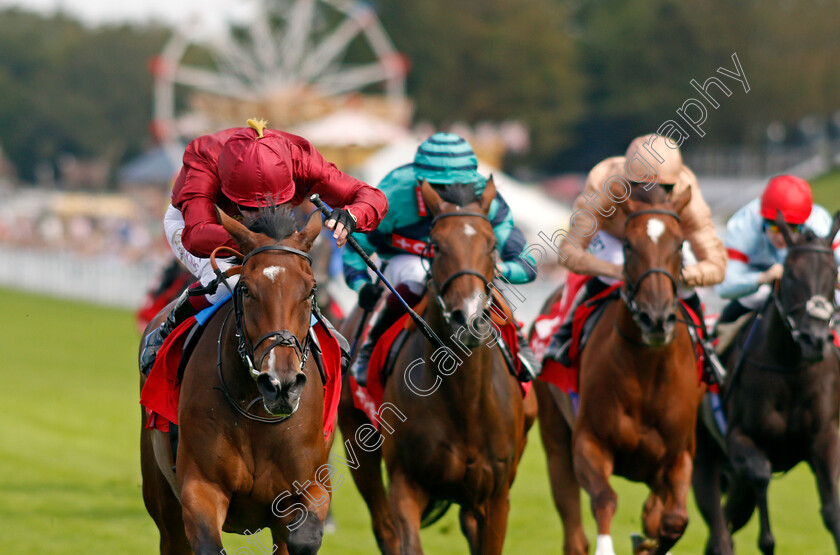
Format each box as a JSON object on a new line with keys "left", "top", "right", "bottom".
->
{"left": 212, "top": 244, "right": 316, "bottom": 424}
{"left": 424, "top": 211, "right": 495, "bottom": 324}
{"left": 620, "top": 209, "right": 682, "bottom": 317}
{"left": 773, "top": 243, "right": 838, "bottom": 342}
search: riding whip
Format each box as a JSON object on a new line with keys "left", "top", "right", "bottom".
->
{"left": 310, "top": 194, "right": 446, "bottom": 351}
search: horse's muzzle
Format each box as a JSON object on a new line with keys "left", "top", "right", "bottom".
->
{"left": 637, "top": 308, "right": 677, "bottom": 347}
{"left": 799, "top": 332, "right": 827, "bottom": 363}
{"left": 256, "top": 371, "right": 307, "bottom": 416}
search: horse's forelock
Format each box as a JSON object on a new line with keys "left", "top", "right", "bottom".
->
{"left": 245, "top": 204, "right": 297, "bottom": 241}
{"left": 436, "top": 183, "right": 480, "bottom": 208}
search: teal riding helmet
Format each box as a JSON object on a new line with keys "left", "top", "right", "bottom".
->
{"left": 413, "top": 132, "right": 487, "bottom": 193}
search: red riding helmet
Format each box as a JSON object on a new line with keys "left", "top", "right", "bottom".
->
{"left": 760, "top": 174, "right": 813, "bottom": 225}
{"left": 218, "top": 120, "right": 296, "bottom": 208}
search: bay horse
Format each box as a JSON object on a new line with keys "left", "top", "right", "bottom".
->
{"left": 693, "top": 212, "right": 840, "bottom": 555}
{"left": 534, "top": 185, "right": 704, "bottom": 555}
{"left": 140, "top": 206, "right": 334, "bottom": 555}
{"left": 336, "top": 178, "right": 538, "bottom": 554}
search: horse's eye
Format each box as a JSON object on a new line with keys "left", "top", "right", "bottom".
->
{"left": 240, "top": 284, "right": 251, "bottom": 298}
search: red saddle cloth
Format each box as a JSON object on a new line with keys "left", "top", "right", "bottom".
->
{"left": 140, "top": 315, "right": 343, "bottom": 440}
{"left": 350, "top": 310, "right": 532, "bottom": 431}
{"left": 531, "top": 275, "right": 707, "bottom": 395}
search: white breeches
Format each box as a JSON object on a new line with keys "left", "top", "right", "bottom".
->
{"left": 163, "top": 205, "right": 238, "bottom": 304}
{"left": 382, "top": 254, "right": 427, "bottom": 295}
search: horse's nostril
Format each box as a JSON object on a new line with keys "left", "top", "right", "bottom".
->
{"left": 639, "top": 313, "right": 654, "bottom": 329}
{"left": 666, "top": 313, "right": 677, "bottom": 325}
{"left": 256, "top": 372, "right": 279, "bottom": 398}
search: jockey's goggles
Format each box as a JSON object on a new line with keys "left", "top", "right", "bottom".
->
{"left": 764, "top": 219, "right": 803, "bottom": 234}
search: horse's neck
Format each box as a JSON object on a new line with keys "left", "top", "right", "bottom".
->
{"left": 425, "top": 300, "right": 497, "bottom": 413}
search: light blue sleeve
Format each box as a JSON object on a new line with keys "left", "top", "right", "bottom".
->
{"left": 715, "top": 259, "right": 764, "bottom": 299}
{"left": 716, "top": 202, "right": 764, "bottom": 299}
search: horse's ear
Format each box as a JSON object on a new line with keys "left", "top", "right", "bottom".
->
{"left": 668, "top": 186, "right": 692, "bottom": 214}
{"left": 620, "top": 197, "right": 638, "bottom": 215}
{"left": 295, "top": 210, "right": 322, "bottom": 252}
{"left": 775, "top": 209, "right": 796, "bottom": 247}
{"left": 829, "top": 211, "right": 840, "bottom": 247}
{"left": 420, "top": 179, "right": 444, "bottom": 215}
{"left": 480, "top": 175, "right": 496, "bottom": 213}
{"left": 217, "top": 206, "right": 258, "bottom": 252}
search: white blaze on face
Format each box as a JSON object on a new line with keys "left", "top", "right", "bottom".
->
{"left": 463, "top": 223, "right": 477, "bottom": 237}
{"left": 647, "top": 218, "right": 666, "bottom": 244}
{"left": 464, "top": 291, "right": 484, "bottom": 319}
{"left": 267, "top": 349, "right": 277, "bottom": 373}
{"left": 263, "top": 265, "right": 283, "bottom": 282}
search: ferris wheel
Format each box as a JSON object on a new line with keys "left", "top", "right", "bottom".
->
{"left": 151, "top": 0, "right": 409, "bottom": 166}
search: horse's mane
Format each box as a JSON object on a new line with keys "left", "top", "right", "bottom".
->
{"left": 245, "top": 204, "right": 297, "bottom": 240}
{"left": 436, "top": 183, "right": 480, "bottom": 207}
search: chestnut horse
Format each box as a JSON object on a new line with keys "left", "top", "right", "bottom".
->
{"left": 336, "top": 178, "right": 538, "bottom": 554}
{"left": 693, "top": 213, "right": 840, "bottom": 555}
{"left": 535, "top": 186, "right": 705, "bottom": 555}
{"left": 140, "top": 207, "right": 334, "bottom": 555}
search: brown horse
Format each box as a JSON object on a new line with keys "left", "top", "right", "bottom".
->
{"left": 535, "top": 186, "right": 705, "bottom": 555}
{"left": 693, "top": 213, "right": 840, "bottom": 555}
{"left": 140, "top": 207, "right": 335, "bottom": 555}
{"left": 336, "top": 178, "right": 538, "bottom": 554}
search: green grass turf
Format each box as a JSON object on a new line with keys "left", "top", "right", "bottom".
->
{"left": 0, "top": 287, "right": 834, "bottom": 553}
{"left": 811, "top": 169, "right": 840, "bottom": 212}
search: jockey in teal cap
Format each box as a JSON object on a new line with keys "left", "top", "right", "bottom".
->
{"left": 343, "top": 132, "right": 540, "bottom": 384}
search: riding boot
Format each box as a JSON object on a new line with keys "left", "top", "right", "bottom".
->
{"left": 139, "top": 289, "right": 199, "bottom": 375}
{"left": 351, "top": 286, "right": 423, "bottom": 386}
{"left": 682, "top": 293, "right": 727, "bottom": 386}
{"left": 515, "top": 328, "right": 541, "bottom": 382}
{"left": 544, "top": 319, "right": 574, "bottom": 367}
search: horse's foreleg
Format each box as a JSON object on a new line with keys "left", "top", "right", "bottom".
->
{"left": 808, "top": 427, "right": 840, "bottom": 553}
{"left": 536, "top": 384, "right": 588, "bottom": 555}
{"left": 651, "top": 451, "right": 692, "bottom": 555}
{"left": 459, "top": 506, "right": 480, "bottom": 555}
{"left": 692, "top": 423, "right": 734, "bottom": 555}
{"left": 474, "top": 492, "right": 511, "bottom": 555}
{"left": 728, "top": 429, "right": 774, "bottom": 555}
{"left": 281, "top": 484, "right": 330, "bottom": 555}
{"left": 180, "top": 477, "right": 231, "bottom": 555}
{"left": 574, "top": 432, "right": 617, "bottom": 555}
{"left": 388, "top": 470, "right": 429, "bottom": 555}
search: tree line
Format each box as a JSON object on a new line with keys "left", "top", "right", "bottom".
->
{"left": 0, "top": 0, "right": 837, "bottom": 183}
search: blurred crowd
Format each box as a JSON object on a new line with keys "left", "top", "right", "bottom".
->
{"left": 0, "top": 186, "right": 172, "bottom": 266}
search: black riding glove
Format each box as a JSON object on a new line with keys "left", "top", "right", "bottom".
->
{"left": 358, "top": 282, "right": 384, "bottom": 312}
{"left": 327, "top": 208, "right": 357, "bottom": 234}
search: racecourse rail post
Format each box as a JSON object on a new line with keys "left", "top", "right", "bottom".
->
{"left": 310, "top": 194, "right": 446, "bottom": 352}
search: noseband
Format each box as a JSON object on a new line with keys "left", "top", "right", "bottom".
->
{"left": 425, "top": 211, "right": 494, "bottom": 323}
{"left": 774, "top": 244, "right": 838, "bottom": 343}
{"left": 212, "top": 244, "right": 316, "bottom": 424}
{"left": 620, "top": 209, "right": 682, "bottom": 316}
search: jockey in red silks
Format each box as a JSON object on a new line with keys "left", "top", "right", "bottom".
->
{"left": 139, "top": 119, "right": 388, "bottom": 375}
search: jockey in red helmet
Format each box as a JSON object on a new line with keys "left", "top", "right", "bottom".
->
{"left": 139, "top": 119, "right": 387, "bottom": 375}
{"left": 716, "top": 174, "right": 840, "bottom": 324}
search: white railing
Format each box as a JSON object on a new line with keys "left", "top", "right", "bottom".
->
{"left": 0, "top": 245, "right": 161, "bottom": 308}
